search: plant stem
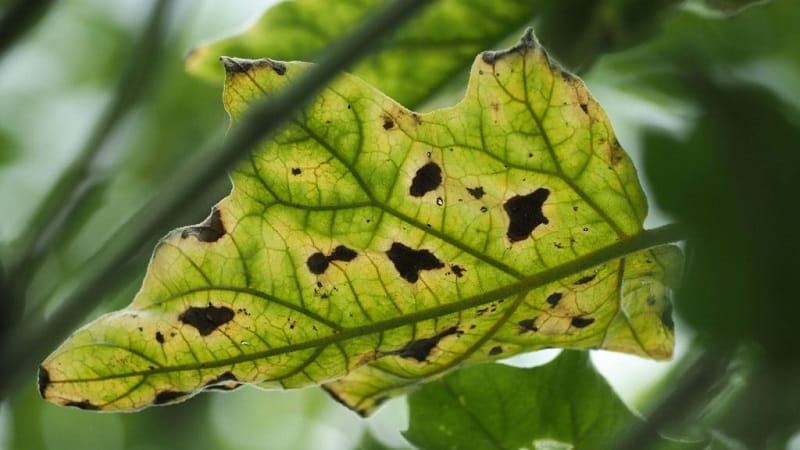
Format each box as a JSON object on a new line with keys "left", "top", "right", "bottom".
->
{"left": 0, "top": 0, "right": 434, "bottom": 402}
{"left": 0, "top": 0, "right": 54, "bottom": 63}
{"left": 7, "top": 0, "right": 170, "bottom": 291}
{"left": 613, "top": 345, "right": 732, "bottom": 450}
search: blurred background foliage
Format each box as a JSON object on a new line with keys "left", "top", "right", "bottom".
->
{"left": 1, "top": 0, "right": 799, "bottom": 449}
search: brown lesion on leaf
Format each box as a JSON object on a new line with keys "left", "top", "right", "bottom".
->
{"left": 65, "top": 400, "right": 99, "bottom": 410}
{"left": 37, "top": 366, "right": 50, "bottom": 397}
{"left": 409, "top": 162, "right": 442, "bottom": 197}
{"left": 203, "top": 371, "right": 241, "bottom": 391}
{"left": 219, "top": 56, "right": 286, "bottom": 75}
{"left": 291, "top": 167, "right": 302, "bottom": 175}
{"left": 154, "top": 390, "right": 189, "bottom": 405}
{"left": 489, "top": 346, "right": 503, "bottom": 356}
{"left": 546, "top": 292, "right": 563, "bottom": 308}
{"left": 518, "top": 318, "right": 538, "bottom": 333}
{"left": 385, "top": 242, "right": 445, "bottom": 283}
{"left": 466, "top": 186, "right": 485, "bottom": 199}
{"left": 481, "top": 27, "right": 536, "bottom": 64}
{"left": 181, "top": 207, "right": 226, "bottom": 243}
{"left": 571, "top": 317, "right": 595, "bottom": 328}
{"left": 573, "top": 273, "right": 597, "bottom": 285}
{"left": 503, "top": 188, "right": 550, "bottom": 242}
{"left": 155, "top": 331, "right": 165, "bottom": 344}
{"left": 381, "top": 113, "right": 394, "bottom": 130}
{"left": 392, "top": 326, "right": 459, "bottom": 362}
{"left": 306, "top": 245, "right": 358, "bottom": 275}
{"left": 178, "top": 304, "right": 235, "bottom": 336}
{"left": 608, "top": 137, "right": 625, "bottom": 167}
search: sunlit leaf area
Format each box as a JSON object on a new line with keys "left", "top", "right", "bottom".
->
{"left": 2, "top": 1, "right": 799, "bottom": 449}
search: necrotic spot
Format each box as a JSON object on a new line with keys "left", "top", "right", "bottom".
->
{"left": 571, "top": 317, "right": 595, "bottom": 328}
{"left": 181, "top": 207, "right": 226, "bottom": 242}
{"left": 409, "top": 162, "right": 442, "bottom": 197}
{"left": 291, "top": 168, "right": 302, "bottom": 175}
{"left": 546, "top": 292, "right": 562, "bottom": 308}
{"left": 329, "top": 245, "right": 357, "bottom": 262}
{"left": 451, "top": 265, "right": 465, "bottom": 278}
{"left": 154, "top": 390, "right": 188, "bottom": 405}
{"left": 466, "top": 186, "right": 485, "bottom": 199}
{"left": 395, "top": 326, "right": 458, "bottom": 362}
{"left": 179, "top": 304, "right": 235, "bottom": 336}
{"left": 386, "top": 242, "right": 445, "bottom": 283}
{"left": 518, "top": 318, "right": 538, "bottom": 332}
{"left": 204, "top": 371, "right": 240, "bottom": 391}
{"left": 37, "top": 367, "right": 50, "bottom": 397}
{"left": 489, "top": 346, "right": 503, "bottom": 355}
{"left": 65, "top": 400, "right": 99, "bottom": 410}
{"left": 155, "top": 331, "right": 165, "bottom": 344}
{"left": 503, "top": 188, "right": 550, "bottom": 242}
{"left": 306, "top": 252, "right": 329, "bottom": 275}
{"left": 574, "top": 274, "right": 597, "bottom": 285}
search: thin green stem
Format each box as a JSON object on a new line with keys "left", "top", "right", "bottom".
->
{"left": 8, "top": 0, "right": 170, "bottom": 289}
{"left": 0, "top": 0, "right": 434, "bottom": 401}
{"left": 0, "top": 0, "right": 54, "bottom": 63}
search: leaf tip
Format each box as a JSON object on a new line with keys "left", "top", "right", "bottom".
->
{"left": 481, "top": 27, "right": 539, "bottom": 65}
{"left": 219, "top": 56, "right": 286, "bottom": 75}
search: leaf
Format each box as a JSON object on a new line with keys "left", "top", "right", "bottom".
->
{"left": 186, "top": 0, "right": 543, "bottom": 107}
{"left": 40, "top": 30, "right": 681, "bottom": 415}
{"left": 404, "top": 351, "right": 638, "bottom": 450}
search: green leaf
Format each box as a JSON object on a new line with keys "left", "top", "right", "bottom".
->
{"left": 404, "top": 351, "right": 637, "bottom": 450}
{"left": 186, "top": 0, "right": 542, "bottom": 107}
{"left": 40, "top": 30, "right": 681, "bottom": 415}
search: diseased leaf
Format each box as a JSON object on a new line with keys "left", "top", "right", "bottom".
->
{"left": 404, "top": 351, "right": 637, "bottom": 450}
{"left": 40, "top": 30, "right": 680, "bottom": 415}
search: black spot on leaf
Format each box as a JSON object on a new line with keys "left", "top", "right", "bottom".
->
{"left": 37, "top": 367, "right": 50, "bottom": 397}
{"left": 204, "top": 371, "right": 241, "bottom": 391}
{"left": 179, "top": 304, "right": 235, "bottom": 336}
{"left": 307, "top": 246, "right": 358, "bottom": 275}
{"left": 291, "top": 168, "right": 302, "bottom": 175}
{"left": 489, "top": 346, "right": 503, "bottom": 355}
{"left": 503, "top": 188, "right": 550, "bottom": 242}
{"left": 386, "top": 242, "right": 445, "bottom": 283}
{"left": 571, "top": 317, "right": 595, "bottom": 328}
{"left": 306, "top": 252, "right": 329, "bottom": 275}
{"left": 154, "top": 390, "right": 188, "bottom": 405}
{"left": 65, "top": 400, "right": 99, "bottom": 410}
{"left": 451, "top": 265, "right": 465, "bottom": 278}
{"left": 466, "top": 186, "right": 485, "bottom": 199}
{"left": 155, "top": 331, "right": 165, "bottom": 344}
{"left": 383, "top": 118, "right": 394, "bottom": 129}
{"left": 181, "top": 207, "right": 225, "bottom": 242}
{"left": 661, "top": 303, "right": 675, "bottom": 330}
{"left": 395, "top": 326, "right": 458, "bottom": 362}
{"left": 574, "top": 274, "right": 597, "bottom": 285}
{"left": 329, "top": 245, "right": 357, "bottom": 262}
{"left": 546, "top": 292, "right": 562, "bottom": 308}
{"left": 580, "top": 103, "right": 588, "bottom": 114}
{"left": 409, "top": 162, "right": 442, "bottom": 197}
{"left": 518, "top": 318, "right": 538, "bottom": 332}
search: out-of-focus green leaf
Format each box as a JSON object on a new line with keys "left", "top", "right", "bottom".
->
{"left": 405, "top": 351, "right": 639, "bottom": 450}
{"left": 40, "top": 31, "right": 680, "bottom": 416}
{"left": 185, "top": 0, "right": 683, "bottom": 107}
{"left": 700, "top": 0, "right": 770, "bottom": 16}
{"left": 0, "top": 127, "right": 18, "bottom": 164}
{"left": 643, "top": 77, "right": 800, "bottom": 447}
{"left": 186, "top": 0, "right": 544, "bottom": 107}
